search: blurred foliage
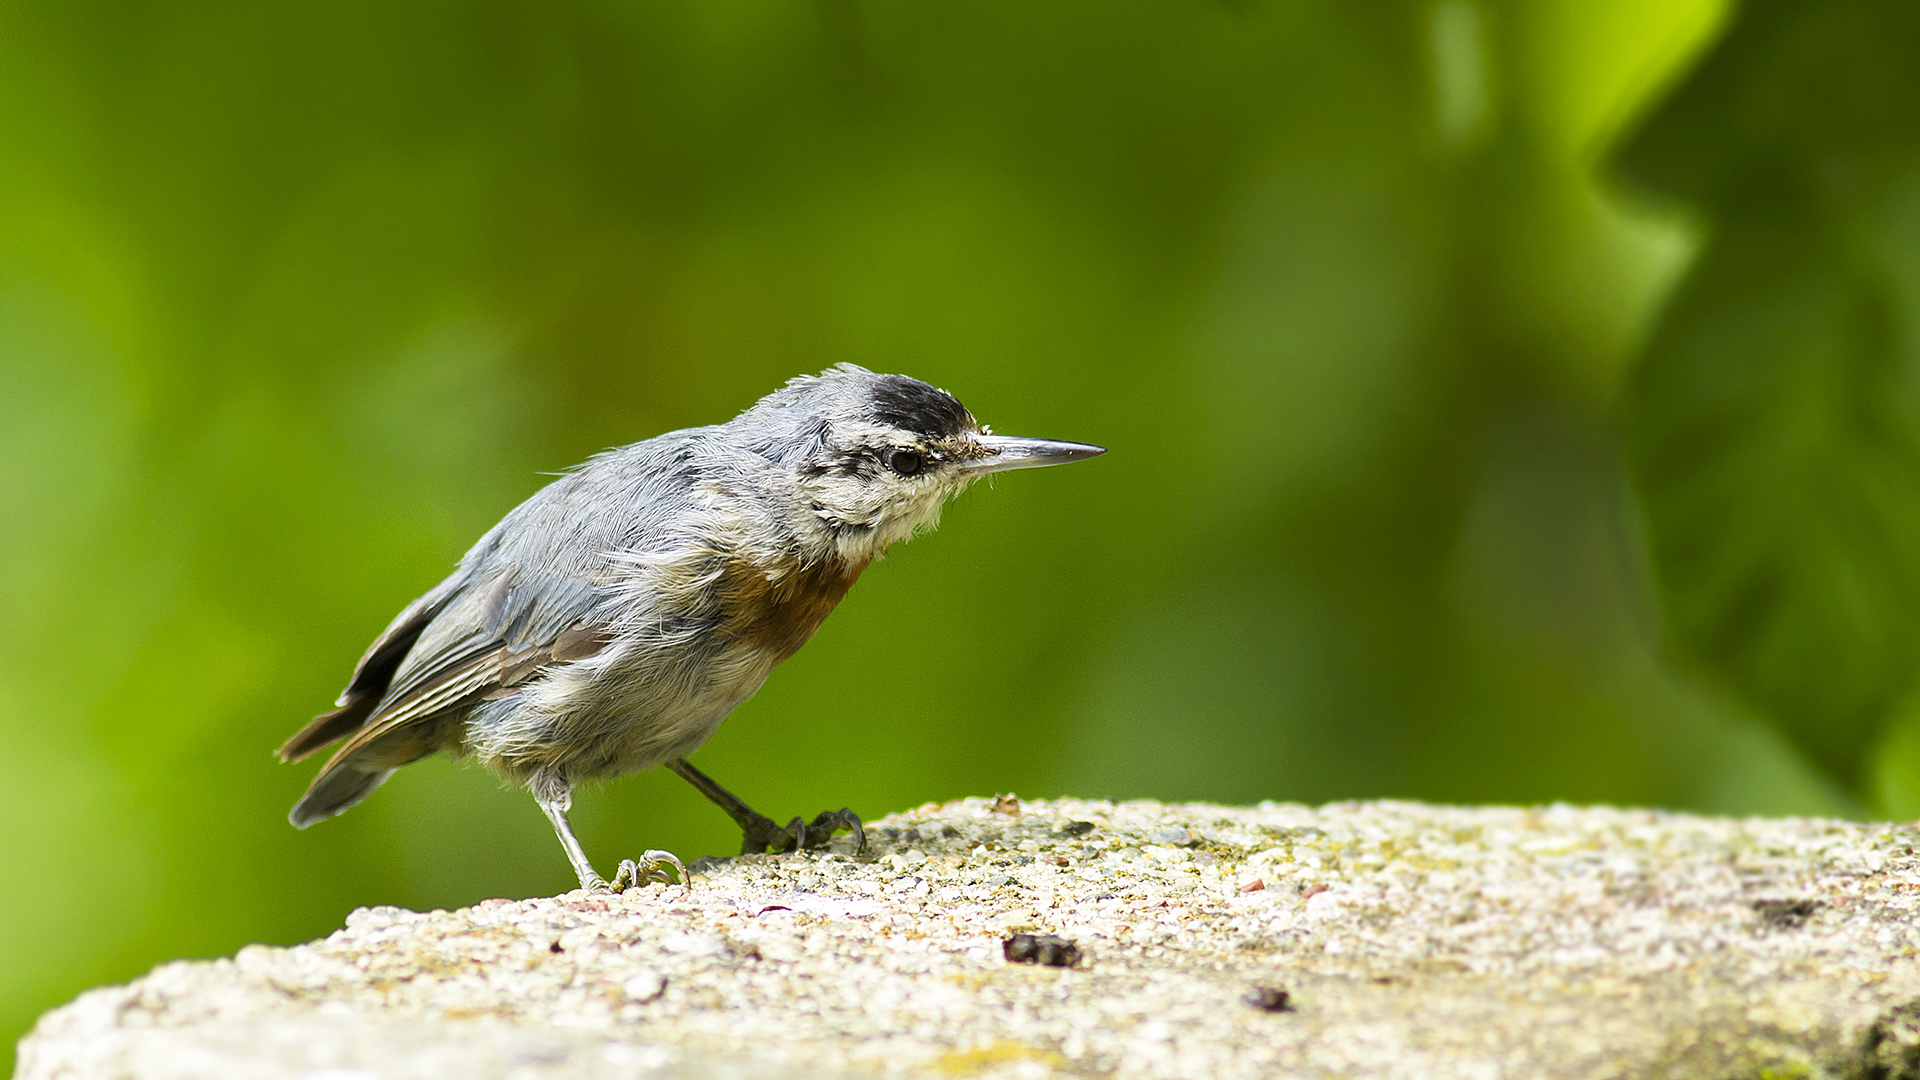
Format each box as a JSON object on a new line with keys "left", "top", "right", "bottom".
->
{"left": 4, "top": 0, "right": 1915, "bottom": 1067}
{"left": 1620, "top": 0, "right": 1920, "bottom": 793}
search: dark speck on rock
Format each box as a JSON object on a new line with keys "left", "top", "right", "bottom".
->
{"left": 1004, "top": 934, "right": 1081, "bottom": 968}
{"left": 1246, "top": 986, "right": 1293, "bottom": 1012}
{"left": 1753, "top": 898, "right": 1820, "bottom": 928}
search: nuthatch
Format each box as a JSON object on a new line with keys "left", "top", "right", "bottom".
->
{"left": 278, "top": 365, "right": 1104, "bottom": 892}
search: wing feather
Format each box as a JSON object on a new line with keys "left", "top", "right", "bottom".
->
{"left": 303, "top": 571, "right": 615, "bottom": 778}
{"left": 285, "top": 434, "right": 705, "bottom": 817}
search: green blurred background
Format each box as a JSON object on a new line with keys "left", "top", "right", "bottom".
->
{"left": 9, "top": 0, "right": 1920, "bottom": 1064}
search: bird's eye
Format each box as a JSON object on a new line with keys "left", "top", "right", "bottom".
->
{"left": 885, "top": 449, "right": 926, "bottom": 477}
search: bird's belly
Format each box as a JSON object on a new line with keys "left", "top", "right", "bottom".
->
{"left": 463, "top": 640, "right": 780, "bottom": 784}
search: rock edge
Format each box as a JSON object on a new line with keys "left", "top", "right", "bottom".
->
{"left": 20, "top": 797, "right": 1920, "bottom": 1080}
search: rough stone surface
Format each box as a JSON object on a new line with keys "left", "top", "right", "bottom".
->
{"left": 21, "top": 797, "right": 1920, "bottom": 1079}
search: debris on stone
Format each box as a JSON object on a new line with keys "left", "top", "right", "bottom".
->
{"left": 1003, "top": 933, "right": 1082, "bottom": 968}
{"left": 1245, "top": 986, "right": 1293, "bottom": 1012}
{"left": 1752, "top": 897, "right": 1820, "bottom": 929}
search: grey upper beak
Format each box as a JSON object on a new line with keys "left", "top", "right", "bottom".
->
{"left": 960, "top": 433, "right": 1107, "bottom": 475}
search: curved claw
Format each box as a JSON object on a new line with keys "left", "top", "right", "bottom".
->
{"left": 737, "top": 809, "right": 866, "bottom": 855}
{"left": 801, "top": 808, "right": 866, "bottom": 854}
{"left": 594, "top": 850, "right": 687, "bottom": 892}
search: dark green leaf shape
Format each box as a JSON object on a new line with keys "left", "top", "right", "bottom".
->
{"left": 1619, "top": 0, "right": 1920, "bottom": 786}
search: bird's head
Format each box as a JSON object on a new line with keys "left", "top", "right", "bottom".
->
{"left": 737, "top": 365, "right": 1104, "bottom": 564}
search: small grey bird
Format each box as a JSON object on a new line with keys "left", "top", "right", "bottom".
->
{"left": 278, "top": 365, "right": 1104, "bottom": 892}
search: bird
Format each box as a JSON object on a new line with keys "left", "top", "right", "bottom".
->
{"left": 277, "top": 365, "right": 1105, "bottom": 892}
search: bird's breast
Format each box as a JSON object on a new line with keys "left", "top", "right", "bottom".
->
{"left": 718, "top": 556, "right": 865, "bottom": 663}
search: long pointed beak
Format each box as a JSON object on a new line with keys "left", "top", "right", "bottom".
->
{"left": 958, "top": 433, "right": 1107, "bottom": 475}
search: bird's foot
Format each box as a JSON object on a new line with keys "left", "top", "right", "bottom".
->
{"left": 584, "top": 849, "right": 686, "bottom": 893}
{"left": 740, "top": 808, "right": 866, "bottom": 855}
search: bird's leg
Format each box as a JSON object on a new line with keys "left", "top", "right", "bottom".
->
{"left": 532, "top": 778, "right": 610, "bottom": 890}
{"left": 667, "top": 758, "right": 865, "bottom": 856}
{"left": 531, "top": 771, "right": 684, "bottom": 892}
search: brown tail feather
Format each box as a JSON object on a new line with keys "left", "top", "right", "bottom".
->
{"left": 277, "top": 696, "right": 378, "bottom": 762}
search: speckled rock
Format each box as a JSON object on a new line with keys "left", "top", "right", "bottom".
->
{"left": 20, "top": 798, "right": 1920, "bottom": 1079}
